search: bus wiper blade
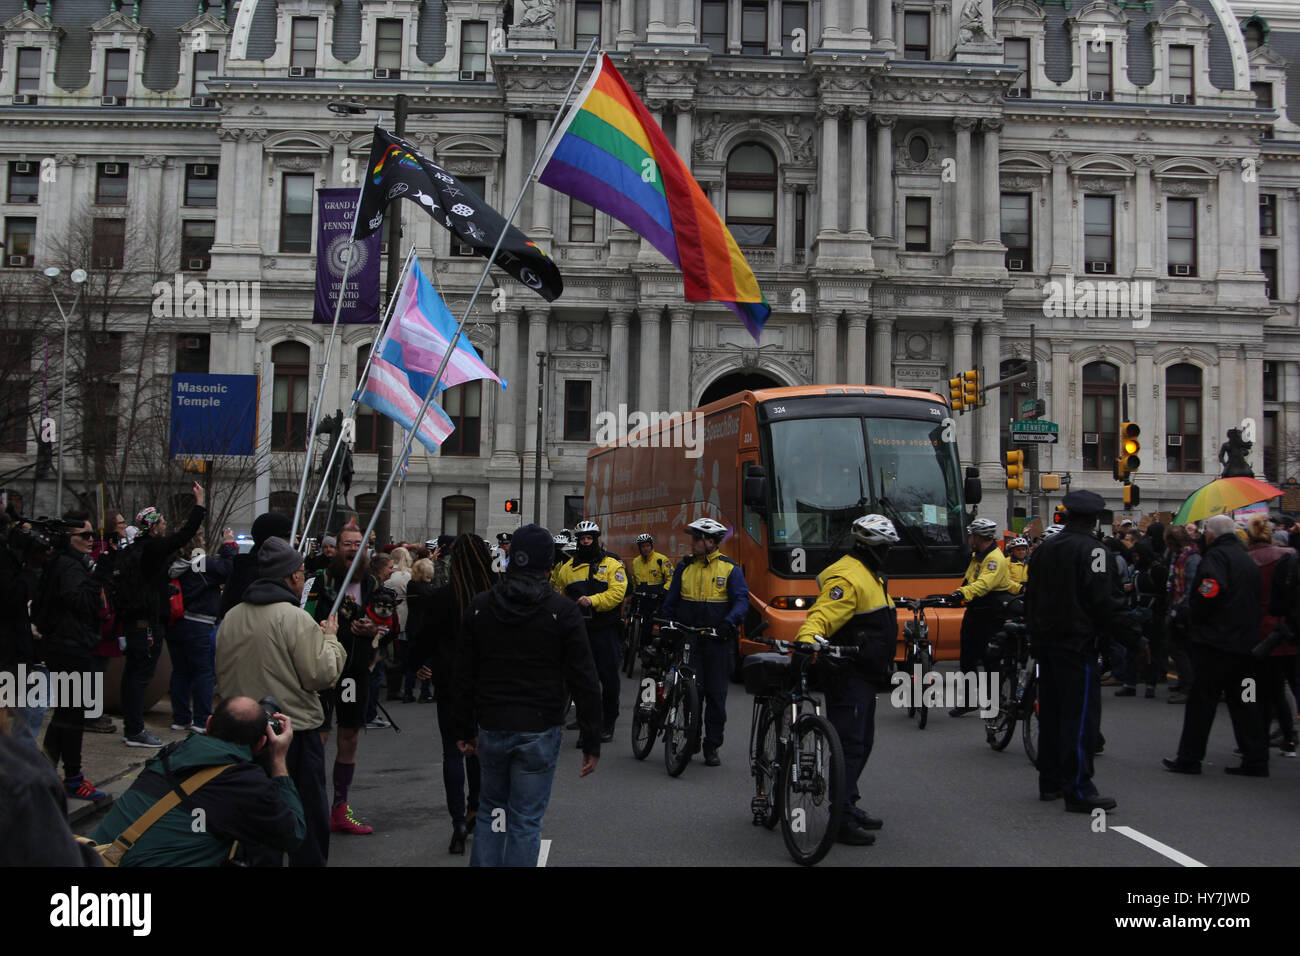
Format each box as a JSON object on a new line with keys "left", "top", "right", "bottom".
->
{"left": 877, "top": 493, "right": 931, "bottom": 562}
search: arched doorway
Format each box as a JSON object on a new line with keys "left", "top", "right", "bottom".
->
{"left": 698, "top": 370, "right": 784, "bottom": 407}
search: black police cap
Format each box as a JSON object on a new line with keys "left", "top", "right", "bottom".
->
{"left": 1061, "top": 490, "right": 1106, "bottom": 517}
{"left": 497, "top": 532, "right": 512, "bottom": 544}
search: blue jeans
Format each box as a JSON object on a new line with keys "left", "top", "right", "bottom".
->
{"left": 10, "top": 664, "right": 48, "bottom": 751}
{"left": 470, "top": 726, "right": 563, "bottom": 867}
{"left": 166, "top": 620, "right": 215, "bottom": 727}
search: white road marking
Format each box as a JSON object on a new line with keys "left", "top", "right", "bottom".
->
{"left": 537, "top": 839, "right": 551, "bottom": 867}
{"left": 1111, "top": 825, "right": 1206, "bottom": 867}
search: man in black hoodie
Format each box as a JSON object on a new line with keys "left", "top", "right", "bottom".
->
{"left": 219, "top": 511, "right": 292, "bottom": 619}
{"left": 452, "top": 524, "right": 602, "bottom": 867}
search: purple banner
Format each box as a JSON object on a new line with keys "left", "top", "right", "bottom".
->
{"left": 313, "top": 188, "right": 382, "bottom": 324}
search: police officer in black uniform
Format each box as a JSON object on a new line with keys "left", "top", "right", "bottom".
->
{"left": 1025, "top": 490, "right": 1125, "bottom": 811}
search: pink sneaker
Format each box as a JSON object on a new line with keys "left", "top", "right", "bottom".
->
{"left": 330, "top": 803, "right": 373, "bottom": 834}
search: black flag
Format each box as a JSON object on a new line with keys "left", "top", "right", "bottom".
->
{"left": 356, "top": 127, "right": 563, "bottom": 302}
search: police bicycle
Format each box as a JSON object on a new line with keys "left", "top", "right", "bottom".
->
{"left": 744, "top": 635, "right": 849, "bottom": 867}
{"left": 631, "top": 620, "right": 708, "bottom": 777}
{"left": 983, "top": 617, "right": 1039, "bottom": 765}
{"left": 892, "top": 595, "right": 951, "bottom": 730}
{"left": 623, "top": 588, "right": 664, "bottom": 679}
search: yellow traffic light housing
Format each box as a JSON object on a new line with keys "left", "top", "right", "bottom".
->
{"left": 1117, "top": 421, "right": 1141, "bottom": 481}
{"left": 963, "top": 369, "right": 982, "bottom": 409}
{"left": 949, "top": 376, "right": 965, "bottom": 413}
{"left": 1005, "top": 449, "right": 1025, "bottom": 491}
{"left": 1123, "top": 482, "right": 1141, "bottom": 508}
{"left": 1040, "top": 473, "right": 1061, "bottom": 492}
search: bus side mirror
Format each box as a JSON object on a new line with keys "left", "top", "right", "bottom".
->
{"left": 743, "top": 464, "right": 768, "bottom": 511}
{"left": 964, "top": 466, "right": 983, "bottom": 505}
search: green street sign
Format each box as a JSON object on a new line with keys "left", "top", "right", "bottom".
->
{"left": 1011, "top": 420, "right": 1059, "bottom": 434}
{"left": 1020, "top": 398, "right": 1036, "bottom": 415}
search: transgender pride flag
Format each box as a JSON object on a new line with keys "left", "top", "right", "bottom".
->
{"left": 356, "top": 332, "right": 456, "bottom": 454}
{"left": 392, "top": 257, "right": 506, "bottom": 391}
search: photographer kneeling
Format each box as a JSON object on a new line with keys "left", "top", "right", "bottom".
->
{"left": 89, "top": 696, "right": 305, "bottom": 866}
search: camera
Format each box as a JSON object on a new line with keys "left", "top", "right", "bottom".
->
{"left": 8, "top": 515, "right": 73, "bottom": 558}
{"left": 258, "top": 695, "right": 283, "bottom": 734}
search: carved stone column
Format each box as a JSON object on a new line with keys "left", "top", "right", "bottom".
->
{"left": 952, "top": 318, "right": 976, "bottom": 462}
{"left": 980, "top": 119, "right": 1003, "bottom": 245}
{"left": 818, "top": 105, "right": 841, "bottom": 236}
{"left": 846, "top": 312, "right": 869, "bottom": 385}
{"left": 872, "top": 116, "right": 896, "bottom": 240}
{"left": 618, "top": 0, "right": 636, "bottom": 48}
{"left": 531, "top": 117, "right": 552, "bottom": 236}
{"left": 607, "top": 307, "right": 631, "bottom": 413}
{"left": 669, "top": 306, "right": 692, "bottom": 411}
{"left": 505, "top": 113, "right": 524, "bottom": 218}
{"left": 871, "top": 315, "right": 893, "bottom": 385}
{"left": 781, "top": 182, "right": 797, "bottom": 265}
{"left": 978, "top": 317, "right": 1002, "bottom": 473}
{"left": 674, "top": 101, "right": 694, "bottom": 176}
{"left": 494, "top": 310, "right": 520, "bottom": 459}
{"left": 639, "top": 307, "right": 662, "bottom": 408}
{"left": 815, "top": 312, "right": 838, "bottom": 383}
{"left": 1216, "top": 158, "right": 1244, "bottom": 276}
{"left": 874, "top": 0, "right": 895, "bottom": 50}
{"left": 1049, "top": 150, "right": 1071, "bottom": 275}
{"left": 954, "top": 118, "right": 976, "bottom": 243}
{"left": 1133, "top": 152, "right": 1155, "bottom": 276}
{"left": 850, "top": 108, "right": 870, "bottom": 234}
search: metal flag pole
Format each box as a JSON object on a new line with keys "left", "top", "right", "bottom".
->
{"left": 328, "top": 38, "right": 599, "bottom": 618}
{"left": 289, "top": 164, "right": 375, "bottom": 545}
{"left": 298, "top": 246, "right": 417, "bottom": 551}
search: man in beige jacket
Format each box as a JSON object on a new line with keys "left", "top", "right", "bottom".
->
{"left": 215, "top": 537, "right": 343, "bottom": 867}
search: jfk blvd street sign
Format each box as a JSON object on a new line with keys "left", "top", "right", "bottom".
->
{"left": 1011, "top": 419, "right": 1059, "bottom": 444}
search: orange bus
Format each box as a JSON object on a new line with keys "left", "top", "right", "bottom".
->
{"left": 586, "top": 385, "right": 985, "bottom": 663}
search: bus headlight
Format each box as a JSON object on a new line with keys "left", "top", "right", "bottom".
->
{"left": 771, "top": 596, "right": 815, "bottom": 610}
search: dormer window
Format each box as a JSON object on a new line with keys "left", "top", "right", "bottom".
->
{"left": 1005, "top": 37, "right": 1030, "bottom": 96}
{"left": 16, "top": 48, "right": 40, "bottom": 93}
{"left": 193, "top": 51, "right": 218, "bottom": 98}
{"left": 103, "top": 49, "right": 129, "bottom": 98}
{"left": 1087, "top": 43, "right": 1111, "bottom": 100}
{"left": 291, "top": 17, "right": 318, "bottom": 74}
{"left": 1169, "top": 45, "right": 1193, "bottom": 103}
{"left": 1244, "top": 19, "right": 1264, "bottom": 52}
{"left": 375, "top": 19, "right": 402, "bottom": 76}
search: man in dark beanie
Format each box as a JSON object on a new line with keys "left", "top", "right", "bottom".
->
{"left": 451, "top": 524, "right": 602, "bottom": 867}
{"left": 215, "top": 536, "right": 345, "bottom": 866}
{"left": 219, "top": 511, "right": 292, "bottom": 619}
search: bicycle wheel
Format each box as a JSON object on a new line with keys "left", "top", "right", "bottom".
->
{"left": 778, "top": 713, "right": 845, "bottom": 866}
{"left": 623, "top": 617, "right": 641, "bottom": 678}
{"left": 751, "top": 702, "right": 781, "bottom": 829}
{"left": 631, "top": 678, "right": 659, "bottom": 760}
{"left": 916, "top": 648, "right": 934, "bottom": 730}
{"left": 903, "top": 649, "right": 917, "bottom": 718}
{"left": 984, "top": 664, "right": 1017, "bottom": 751}
{"left": 664, "top": 676, "right": 701, "bottom": 777}
{"left": 1022, "top": 677, "right": 1039, "bottom": 766}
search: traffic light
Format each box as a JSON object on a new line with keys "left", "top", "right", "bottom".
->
{"left": 949, "top": 376, "right": 965, "bottom": 413}
{"left": 1005, "top": 450, "right": 1025, "bottom": 491}
{"left": 963, "top": 369, "right": 982, "bottom": 409}
{"left": 1123, "top": 483, "right": 1141, "bottom": 508}
{"left": 1117, "top": 421, "right": 1141, "bottom": 480}
{"left": 1040, "top": 473, "right": 1061, "bottom": 492}
{"left": 504, "top": 498, "right": 520, "bottom": 514}
{"left": 1053, "top": 505, "right": 1066, "bottom": 524}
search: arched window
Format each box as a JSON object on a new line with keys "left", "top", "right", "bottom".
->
{"left": 1166, "top": 364, "right": 1202, "bottom": 473}
{"left": 1081, "top": 361, "right": 1119, "bottom": 471}
{"left": 272, "top": 341, "right": 310, "bottom": 451}
{"left": 442, "top": 495, "right": 476, "bottom": 537}
{"left": 355, "top": 345, "right": 378, "bottom": 454}
{"left": 726, "top": 144, "right": 776, "bottom": 248}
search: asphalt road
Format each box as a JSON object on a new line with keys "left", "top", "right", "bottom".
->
{"left": 323, "top": 666, "right": 1298, "bottom": 868}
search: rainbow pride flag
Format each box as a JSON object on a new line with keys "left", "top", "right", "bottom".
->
{"left": 538, "top": 54, "right": 770, "bottom": 340}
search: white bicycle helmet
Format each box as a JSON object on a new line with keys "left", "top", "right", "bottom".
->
{"left": 851, "top": 514, "right": 900, "bottom": 547}
{"left": 574, "top": 519, "right": 600, "bottom": 536}
{"left": 636, "top": 533, "right": 654, "bottom": 545}
{"left": 686, "top": 517, "right": 728, "bottom": 540}
{"left": 966, "top": 517, "right": 999, "bottom": 539}
{"left": 553, "top": 531, "right": 571, "bottom": 546}
{"left": 1042, "top": 523, "right": 1065, "bottom": 538}
{"left": 1009, "top": 536, "right": 1029, "bottom": 549}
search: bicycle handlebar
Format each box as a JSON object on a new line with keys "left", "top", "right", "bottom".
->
{"left": 752, "top": 636, "right": 850, "bottom": 659}
{"left": 653, "top": 619, "right": 721, "bottom": 640}
{"left": 893, "top": 595, "right": 954, "bottom": 610}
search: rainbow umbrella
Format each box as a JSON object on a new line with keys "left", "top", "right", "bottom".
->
{"left": 1173, "top": 476, "right": 1283, "bottom": 526}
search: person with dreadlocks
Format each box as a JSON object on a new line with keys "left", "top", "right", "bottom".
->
{"left": 413, "top": 534, "right": 494, "bottom": 854}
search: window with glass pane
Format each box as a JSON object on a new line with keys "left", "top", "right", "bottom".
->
{"left": 1084, "top": 195, "right": 1113, "bottom": 272}
{"left": 354, "top": 345, "right": 378, "bottom": 453}
{"left": 91, "top": 218, "right": 124, "bottom": 269}
{"left": 564, "top": 380, "right": 592, "bottom": 441}
{"left": 83, "top": 331, "right": 122, "bottom": 378}
{"left": 376, "top": 19, "right": 402, "bottom": 72}
{"left": 1165, "top": 363, "right": 1201, "bottom": 472}
{"left": 449, "top": 177, "right": 485, "bottom": 255}
{"left": 569, "top": 199, "right": 595, "bottom": 242}
{"left": 176, "top": 334, "right": 210, "bottom": 374}
{"left": 1261, "top": 249, "right": 1278, "bottom": 300}
{"left": 85, "top": 383, "right": 119, "bottom": 457}
{"left": 17, "top": 48, "right": 40, "bottom": 93}
{"left": 1081, "top": 362, "right": 1118, "bottom": 471}
{"left": 441, "top": 495, "right": 476, "bottom": 537}
{"left": 272, "top": 342, "right": 310, "bottom": 451}
{"left": 1005, "top": 38, "right": 1029, "bottom": 95}
{"left": 1001, "top": 193, "right": 1031, "bottom": 269}
{"left": 1252, "top": 82, "right": 1273, "bottom": 109}
{"left": 564, "top": 496, "right": 585, "bottom": 530}
{"left": 794, "top": 188, "right": 806, "bottom": 251}
{"left": 4, "top": 218, "right": 35, "bottom": 266}
{"left": 442, "top": 382, "right": 482, "bottom": 456}
{"left": 1169, "top": 45, "right": 1193, "bottom": 99}
{"left": 291, "top": 18, "right": 318, "bottom": 69}
{"left": 574, "top": 2, "right": 601, "bottom": 48}
{"left": 1166, "top": 198, "right": 1196, "bottom": 275}
{"left": 781, "top": 2, "right": 808, "bottom": 55}
{"left": 281, "top": 174, "right": 313, "bottom": 253}
{"left": 701, "top": 1, "right": 727, "bottom": 54}
{"left": 181, "top": 221, "right": 215, "bottom": 270}
{"left": 0, "top": 377, "right": 29, "bottom": 452}
{"left": 1264, "top": 361, "right": 1278, "bottom": 402}
{"left": 7, "top": 162, "right": 37, "bottom": 204}
{"left": 726, "top": 144, "right": 776, "bottom": 247}
{"left": 1259, "top": 194, "right": 1276, "bottom": 236}
{"left": 193, "top": 51, "right": 218, "bottom": 97}
{"left": 104, "top": 49, "right": 129, "bottom": 97}
{"left": 185, "top": 164, "right": 217, "bottom": 207}
{"left": 1264, "top": 411, "right": 1278, "bottom": 483}
{"left": 904, "top": 13, "right": 930, "bottom": 60}
{"left": 1087, "top": 43, "right": 1111, "bottom": 97}
{"left": 96, "top": 163, "right": 128, "bottom": 204}
{"left": 461, "top": 21, "right": 488, "bottom": 74}
{"left": 904, "top": 197, "right": 930, "bottom": 251}
{"left": 741, "top": 3, "right": 767, "bottom": 53}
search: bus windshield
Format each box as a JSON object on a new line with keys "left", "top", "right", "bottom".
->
{"left": 766, "top": 416, "right": 964, "bottom": 551}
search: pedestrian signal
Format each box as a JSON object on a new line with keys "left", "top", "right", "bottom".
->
{"left": 504, "top": 499, "right": 520, "bottom": 514}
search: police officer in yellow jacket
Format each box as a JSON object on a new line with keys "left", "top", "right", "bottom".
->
{"left": 949, "top": 517, "right": 1013, "bottom": 716}
{"left": 795, "top": 514, "right": 899, "bottom": 846}
{"left": 1006, "top": 536, "right": 1030, "bottom": 596}
{"left": 661, "top": 517, "right": 749, "bottom": 767}
{"left": 628, "top": 533, "right": 671, "bottom": 653}
{"left": 553, "top": 520, "right": 627, "bottom": 742}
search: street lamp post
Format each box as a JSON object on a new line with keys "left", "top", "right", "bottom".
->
{"left": 42, "top": 267, "right": 88, "bottom": 515}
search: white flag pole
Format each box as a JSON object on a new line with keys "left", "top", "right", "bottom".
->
{"left": 327, "top": 38, "right": 599, "bottom": 618}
